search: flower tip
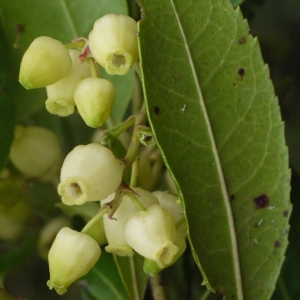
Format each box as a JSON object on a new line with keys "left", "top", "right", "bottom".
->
{"left": 19, "top": 78, "right": 33, "bottom": 90}
{"left": 46, "top": 99, "right": 75, "bottom": 117}
{"left": 143, "top": 258, "right": 162, "bottom": 276}
{"left": 47, "top": 280, "right": 67, "bottom": 295}
{"left": 156, "top": 242, "right": 179, "bottom": 269}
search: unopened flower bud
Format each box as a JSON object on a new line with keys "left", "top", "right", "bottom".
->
{"left": 19, "top": 36, "right": 72, "bottom": 89}
{"left": 89, "top": 14, "right": 138, "bottom": 75}
{"left": 74, "top": 78, "right": 116, "bottom": 128}
{"left": 58, "top": 143, "right": 124, "bottom": 206}
{"left": 47, "top": 227, "right": 101, "bottom": 295}
{"left": 102, "top": 188, "right": 158, "bottom": 256}
{"left": 46, "top": 49, "right": 91, "bottom": 117}
{"left": 9, "top": 125, "right": 62, "bottom": 181}
{"left": 124, "top": 204, "right": 178, "bottom": 268}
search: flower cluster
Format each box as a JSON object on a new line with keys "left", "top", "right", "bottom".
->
{"left": 46, "top": 140, "right": 186, "bottom": 293}
{"left": 17, "top": 13, "right": 187, "bottom": 296}
{"left": 19, "top": 14, "right": 138, "bottom": 127}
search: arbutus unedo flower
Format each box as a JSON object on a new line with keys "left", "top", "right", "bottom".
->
{"left": 124, "top": 204, "right": 179, "bottom": 268}
{"left": 19, "top": 36, "right": 72, "bottom": 89}
{"left": 58, "top": 143, "right": 124, "bottom": 205}
{"left": 47, "top": 227, "right": 101, "bottom": 295}
{"left": 89, "top": 14, "right": 138, "bottom": 75}
{"left": 101, "top": 187, "right": 159, "bottom": 256}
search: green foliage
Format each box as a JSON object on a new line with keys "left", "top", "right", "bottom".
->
{"left": 138, "top": 0, "right": 290, "bottom": 299}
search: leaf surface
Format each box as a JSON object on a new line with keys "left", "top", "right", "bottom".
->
{"left": 138, "top": 0, "right": 291, "bottom": 299}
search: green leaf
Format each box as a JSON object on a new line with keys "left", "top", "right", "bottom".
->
{"left": 138, "top": 0, "right": 291, "bottom": 299}
{"left": 114, "top": 254, "right": 148, "bottom": 300}
{"left": 81, "top": 251, "right": 130, "bottom": 300}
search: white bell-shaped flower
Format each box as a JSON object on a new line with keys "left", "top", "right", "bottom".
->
{"left": 19, "top": 36, "right": 72, "bottom": 89}
{"left": 89, "top": 14, "right": 138, "bottom": 75}
{"left": 124, "top": 204, "right": 178, "bottom": 268}
{"left": 58, "top": 143, "right": 124, "bottom": 205}
{"left": 102, "top": 188, "right": 159, "bottom": 256}
{"left": 9, "top": 125, "right": 62, "bottom": 181}
{"left": 47, "top": 227, "right": 101, "bottom": 295}
{"left": 46, "top": 49, "right": 91, "bottom": 117}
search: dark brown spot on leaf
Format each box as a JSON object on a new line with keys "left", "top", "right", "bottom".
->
{"left": 283, "top": 210, "right": 288, "bottom": 217}
{"left": 230, "top": 194, "right": 235, "bottom": 201}
{"left": 254, "top": 194, "right": 269, "bottom": 209}
{"left": 154, "top": 106, "right": 160, "bottom": 114}
{"left": 238, "top": 37, "right": 246, "bottom": 44}
{"left": 238, "top": 68, "right": 245, "bottom": 77}
{"left": 274, "top": 241, "right": 281, "bottom": 248}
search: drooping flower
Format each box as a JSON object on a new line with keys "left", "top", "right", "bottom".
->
{"left": 19, "top": 36, "right": 72, "bottom": 89}
{"left": 58, "top": 143, "right": 124, "bottom": 205}
{"left": 89, "top": 14, "right": 138, "bottom": 75}
{"left": 74, "top": 77, "right": 116, "bottom": 128}
{"left": 47, "top": 227, "right": 101, "bottom": 295}
{"left": 102, "top": 188, "right": 159, "bottom": 256}
{"left": 124, "top": 204, "right": 178, "bottom": 268}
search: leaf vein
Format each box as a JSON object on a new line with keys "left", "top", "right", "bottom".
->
{"left": 169, "top": 0, "right": 244, "bottom": 297}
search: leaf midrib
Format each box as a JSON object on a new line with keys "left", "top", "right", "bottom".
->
{"left": 169, "top": 0, "right": 243, "bottom": 297}
{"left": 59, "top": 0, "right": 78, "bottom": 38}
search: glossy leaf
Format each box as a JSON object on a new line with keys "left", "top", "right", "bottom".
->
{"left": 138, "top": 0, "right": 291, "bottom": 299}
{"left": 114, "top": 254, "right": 148, "bottom": 300}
